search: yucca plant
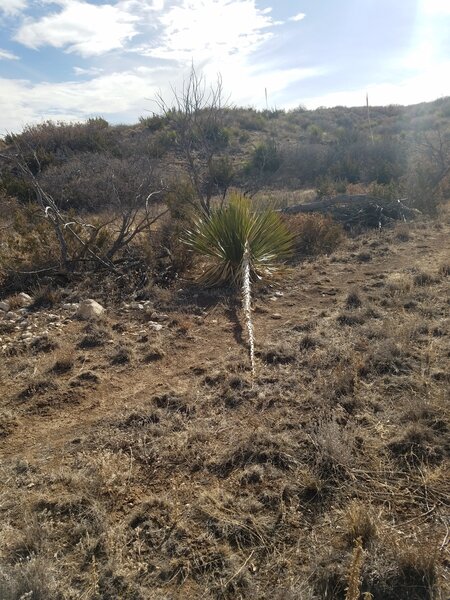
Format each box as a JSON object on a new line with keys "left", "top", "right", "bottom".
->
{"left": 183, "top": 193, "right": 293, "bottom": 373}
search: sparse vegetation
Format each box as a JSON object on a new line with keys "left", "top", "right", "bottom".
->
{"left": 0, "top": 96, "right": 449, "bottom": 599}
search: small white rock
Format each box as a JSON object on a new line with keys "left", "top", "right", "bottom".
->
{"left": 148, "top": 321, "right": 163, "bottom": 331}
{"left": 17, "top": 293, "right": 32, "bottom": 307}
{"left": 0, "top": 301, "right": 10, "bottom": 312}
{"left": 76, "top": 299, "right": 105, "bottom": 320}
{"left": 130, "top": 302, "right": 144, "bottom": 310}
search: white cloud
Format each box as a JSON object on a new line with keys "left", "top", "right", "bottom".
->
{"left": 0, "top": 48, "right": 19, "bottom": 60}
{"left": 0, "top": 71, "right": 161, "bottom": 133}
{"left": 142, "top": 0, "right": 275, "bottom": 62}
{"left": 14, "top": 0, "right": 139, "bottom": 56}
{"left": 289, "top": 12, "right": 305, "bottom": 22}
{"left": 420, "top": 0, "right": 450, "bottom": 15}
{"left": 203, "top": 58, "right": 322, "bottom": 108}
{"left": 73, "top": 66, "right": 104, "bottom": 76}
{"left": 294, "top": 60, "right": 450, "bottom": 109}
{"left": 117, "top": 0, "right": 165, "bottom": 12}
{"left": 0, "top": 0, "right": 26, "bottom": 15}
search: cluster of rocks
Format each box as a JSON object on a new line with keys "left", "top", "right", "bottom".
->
{"left": 0, "top": 294, "right": 171, "bottom": 353}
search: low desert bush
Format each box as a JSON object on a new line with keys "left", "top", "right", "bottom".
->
{"left": 287, "top": 213, "right": 345, "bottom": 257}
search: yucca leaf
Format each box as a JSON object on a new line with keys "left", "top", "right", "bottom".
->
{"left": 183, "top": 193, "right": 293, "bottom": 286}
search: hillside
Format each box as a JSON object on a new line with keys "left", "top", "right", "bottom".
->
{"left": 1, "top": 217, "right": 449, "bottom": 599}
{"left": 1, "top": 96, "right": 450, "bottom": 214}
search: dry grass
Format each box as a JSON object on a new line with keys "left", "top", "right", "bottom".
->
{"left": 0, "top": 218, "right": 449, "bottom": 599}
{"left": 287, "top": 213, "right": 345, "bottom": 257}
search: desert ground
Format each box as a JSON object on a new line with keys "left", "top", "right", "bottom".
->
{"left": 0, "top": 216, "right": 449, "bottom": 599}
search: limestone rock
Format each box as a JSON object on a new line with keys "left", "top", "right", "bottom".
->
{"left": 77, "top": 299, "right": 105, "bottom": 320}
{"left": 16, "top": 293, "right": 32, "bottom": 307}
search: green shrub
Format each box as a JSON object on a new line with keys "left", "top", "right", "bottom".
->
{"left": 183, "top": 193, "right": 293, "bottom": 286}
{"left": 248, "top": 139, "right": 282, "bottom": 175}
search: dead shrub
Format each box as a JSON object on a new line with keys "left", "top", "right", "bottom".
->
{"left": 0, "top": 410, "right": 18, "bottom": 438}
{"left": 30, "top": 287, "right": 61, "bottom": 311}
{"left": 212, "top": 430, "right": 297, "bottom": 476}
{"left": 356, "top": 252, "right": 372, "bottom": 263}
{"left": 439, "top": 262, "right": 450, "bottom": 277}
{"left": 0, "top": 557, "right": 59, "bottom": 600}
{"left": 17, "top": 380, "right": 57, "bottom": 402}
{"left": 309, "top": 417, "right": 357, "bottom": 477}
{"left": 394, "top": 223, "right": 411, "bottom": 242}
{"left": 363, "top": 539, "right": 439, "bottom": 600}
{"left": 29, "top": 335, "right": 58, "bottom": 354}
{"left": 386, "top": 272, "right": 413, "bottom": 294}
{"left": 287, "top": 213, "right": 344, "bottom": 257}
{"left": 299, "top": 334, "right": 320, "bottom": 351}
{"left": 153, "top": 393, "right": 193, "bottom": 415}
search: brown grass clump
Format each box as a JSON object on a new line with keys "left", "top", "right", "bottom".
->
{"left": 257, "top": 344, "right": 296, "bottom": 365}
{"left": 394, "top": 223, "right": 412, "bottom": 242}
{"left": 359, "top": 341, "right": 412, "bottom": 377}
{"left": 287, "top": 213, "right": 345, "bottom": 257}
{"left": 50, "top": 351, "right": 75, "bottom": 375}
{"left": 30, "top": 286, "right": 61, "bottom": 311}
{"left": 346, "top": 290, "right": 363, "bottom": 309}
{"left": 337, "top": 312, "right": 365, "bottom": 326}
{"left": 142, "top": 345, "right": 165, "bottom": 362}
{"left": 413, "top": 271, "right": 437, "bottom": 286}
{"left": 110, "top": 345, "right": 132, "bottom": 365}
{"left": 342, "top": 502, "right": 378, "bottom": 548}
{"left": 388, "top": 422, "right": 443, "bottom": 465}
{"left": 77, "top": 323, "right": 109, "bottom": 349}
{"left": 29, "top": 335, "right": 59, "bottom": 354}
{"left": 386, "top": 272, "right": 414, "bottom": 294}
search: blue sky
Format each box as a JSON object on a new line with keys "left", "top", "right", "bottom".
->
{"left": 0, "top": 0, "right": 449, "bottom": 133}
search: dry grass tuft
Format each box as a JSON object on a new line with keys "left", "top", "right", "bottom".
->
{"left": 50, "top": 351, "right": 75, "bottom": 375}
{"left": 438, "top": 262, "right": 450, "bottom": 277}
{"left": 342, "top": 502, "right": 378, "bottom": 548}
{"left": 257, "top": 344, "right": 296, "bottom": 364}
{"left": 413, "top": 271, "right": 437, "bottom": 286}
{"left": 110, "top": 345, "right": 132, "bottom": 365}
{"left": 346, "top": 290, "right": 363, "bottom": 309}
{"left": 77, "top": 323, "right": 109, "bottom": 349}
{"left": 142, "top": 345, "right": 165, "bottom": 362}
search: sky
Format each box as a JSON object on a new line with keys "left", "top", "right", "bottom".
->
{"left": 0, "top": 0, "right": 449, "bottom": 134}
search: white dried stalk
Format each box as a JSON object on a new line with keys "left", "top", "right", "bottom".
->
{"left": 242, "top": 240, "right": 255, "bottom": 375}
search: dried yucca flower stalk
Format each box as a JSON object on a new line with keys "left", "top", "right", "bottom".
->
{"left": 242, "top": 240, "right": 255, "bottom": 375}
